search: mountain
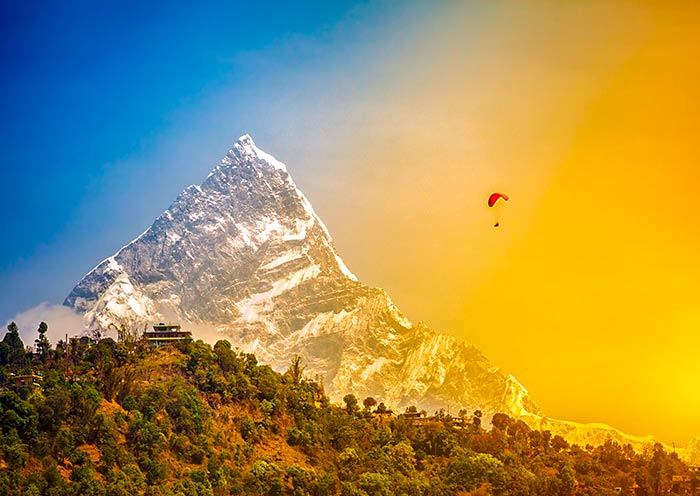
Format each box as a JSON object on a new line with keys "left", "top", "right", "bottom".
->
{"left": 64, "top": 135, "right": 688, "bottom": 457}
{"left": 64, "top": 134, "right": 541, "bottom": 419}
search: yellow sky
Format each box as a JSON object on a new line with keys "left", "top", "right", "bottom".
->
{"left": 309, "top": 1, "right": 700, "bottom": 445}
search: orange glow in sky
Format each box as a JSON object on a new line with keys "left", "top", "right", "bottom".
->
{"left": 303, "top": 1, "right": 700, "bottom": 445}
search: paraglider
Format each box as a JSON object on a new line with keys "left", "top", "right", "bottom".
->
{"left": 488, "top": 192, "right": 509, "bottom": 227}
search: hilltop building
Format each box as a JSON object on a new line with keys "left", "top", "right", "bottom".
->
{"left": 143, "top": 323, "right": 191, "bottom": 349}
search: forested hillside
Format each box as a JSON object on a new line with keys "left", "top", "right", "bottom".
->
{"left": 0, "top": 322, "right": 695, "bottom": 496}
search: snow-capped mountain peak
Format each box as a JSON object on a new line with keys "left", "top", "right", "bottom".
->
{"left": 65, "top": 134, "right": 540, "bottom": 422}
{"left": 231, "top": 133, "right": 288, "bottom": 172}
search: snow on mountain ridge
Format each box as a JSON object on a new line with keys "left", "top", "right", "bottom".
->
{"left": 63, "top": 135, "right": 541, "bottom": 421}
{"left": 215, "top": 135, "right": 357, "bottom": 280}
{"left": 66, "top": 134, "right": 355, "bottom": 327}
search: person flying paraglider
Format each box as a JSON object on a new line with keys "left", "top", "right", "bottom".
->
{"left": 488, "top": 192, "right": 509, "bottom": 227}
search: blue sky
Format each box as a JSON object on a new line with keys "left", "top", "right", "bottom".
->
{"left": 1, "top": 0, "right": 425, "bottom": 322}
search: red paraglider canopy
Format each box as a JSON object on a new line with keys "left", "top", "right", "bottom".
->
{"left": 488, "top": 192, "right": 509, "bottom": 207}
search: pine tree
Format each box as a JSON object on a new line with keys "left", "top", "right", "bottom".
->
{"left": 2, "top": 322, "right": 26, "bottom": 366}
{"left": 35, "top": 321, "right": 51, "bottom": 362}
{"left": 287, "top": 355, "right": 305, "bottom": 385}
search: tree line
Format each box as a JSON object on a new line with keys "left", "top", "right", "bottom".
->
{"left": 0, "top": 321, "right": 696, "bottom": 496}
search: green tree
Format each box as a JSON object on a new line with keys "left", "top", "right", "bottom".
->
{"left": 343, "top": 394, "right": 359, "bottom": 416}
{"left": 362, "top": 397, "right": 377, "bottom": 411}
{"left": 0, "top": 341, "right": 9, "bottom": 365}
{"left": 491, "top": 413, "right": 512, "bottom": 431}
{"left": 248, "top": 460, "right": 283, "bottom": 495}
{"left": 560, "top": 462, "right": 576, "bottom": 495}
{"left": 551, "top": 434, "right": 569, "bottom": 453}
{"left": 357, "top": 472, "right": 392, "bottom": 496}
{"left": 34, "top": 321, "right": 51, "bottom": 362}
{"left": 472, "top": 409, "right": 483, "bottom": 428}
{"left": 0, "top": 390, "right": 38, "bottom": 441}
{"left": 446, "top": 452, "right": 506, "bottom": 493}
{"left": 388, "top": 441, "right": 416, "bottom": 476}
{"left": 649, "top": 442, "right": 668, "bottom": 496}
{"left": 2, "top": 322, "right": 26, "bottom": 366}
{"left": 287, "top": 355, "right": 305, "bottom": 385}
{"left": 286, "top": 464, "right": 317, "bottom": 495}
{"left": 213, "top": 339, "right": 239, "bottom": 373}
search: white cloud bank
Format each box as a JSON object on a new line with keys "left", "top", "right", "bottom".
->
{"left": 3, "top": 303, "right": 232, "bottom": 350}
{"left": 4, "top": 303, "right": 85, "bottom": 348}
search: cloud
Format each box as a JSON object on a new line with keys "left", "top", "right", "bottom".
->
{"left": 3, "top": 304, "right": 237, "bottom": 352}
{"left": 4, "top": 303, "right": 85, "bottom": 348}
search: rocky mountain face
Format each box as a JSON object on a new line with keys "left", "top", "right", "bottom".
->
{"left": 64, "top": 135, "right": 541, "bottom": 419}
{"left": 64, "top": 135, "right": 692, "bottom": 458}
